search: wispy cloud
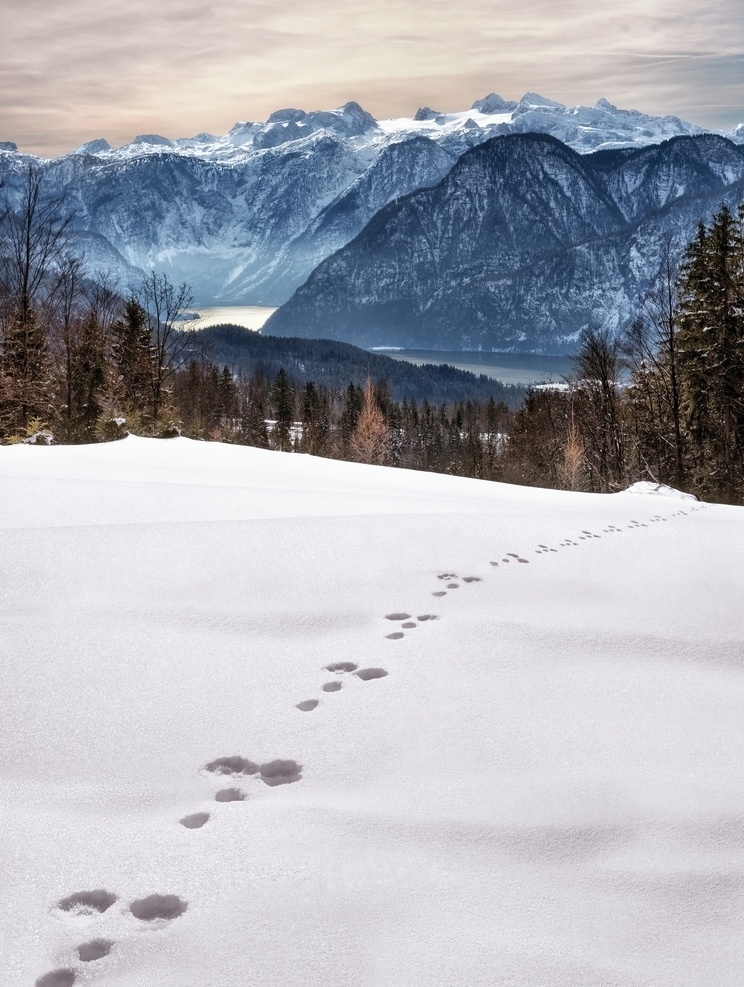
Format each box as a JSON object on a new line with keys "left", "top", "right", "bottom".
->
{"left": 1, "top": 0, "right": 742, "bottom": 154}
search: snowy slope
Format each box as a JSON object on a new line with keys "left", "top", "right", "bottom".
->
{"left": 2, "top": 438, "right": 744, "bottom": 987}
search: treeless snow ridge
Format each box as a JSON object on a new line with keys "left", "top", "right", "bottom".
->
{"left": 1, "top": 436, "right": 744, "bottom": 987}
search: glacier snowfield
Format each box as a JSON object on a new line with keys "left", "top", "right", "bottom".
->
{"left": 2, "top": 438, "right": 744, "bottom": 986}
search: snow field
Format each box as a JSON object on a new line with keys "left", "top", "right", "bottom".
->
{"left": 1, "top": 437, "right": 744, "bottom": 986}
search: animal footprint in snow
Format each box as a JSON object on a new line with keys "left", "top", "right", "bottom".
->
{"left": 205, "top": 754, "right": 302, "bottom": 787}
{"left": 129, "top": 894, "right": 188, "bottom": 922}
{"left": 215, "top": 787, "right": 246, "bottom": 802}
{"left": 296, "top": 699, "right": 319, "bottom": 711}
{"left": 204, "top": 756, "right": 259, "bottom": 777}
{"left": 203, "top": 755, "right": 257, "bottom": 794}
{"left": 78, "top": 939, "right": 114, "bottom": 962}
{"left": 432, "top": 590, "right": 446, "bottom": 596}
{"left": 36, "top": 970, "right": 76, "bottom": 987}
{"left": 322, "top": 681, "right": 342, "bottom": 692}
{"left": 385, "top": 612, "right": 412, "bottom": 637}
{"left": 180, "top": 812, "right": 210, "bottom": 829}
{"left": 56, "top": 890, "right": 118, "bottom": 916}
{"left": 260, "top": 759, "right": 302, "bottom": 786}
{"left": 356, "top": 667, "right": 388, "bottom": 681}
{"left": 387, "top": 612, "right": 437, "bottom": 629}
{"left": 325, "top": 662, "right": 358, "bottom": 673}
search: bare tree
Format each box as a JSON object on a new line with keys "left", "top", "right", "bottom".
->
{"left": 571, "top": 326, "right": 626, "bottom": 492}
{"left": 0, "top": 164, "right": 74, "bottom": 325}
{"left": 350, "top": 378, "right": 390, "bottom": 465}
{"left": 560, "top": 402, "right": 585, "bottom": 491}
{"left": 135, "top": 271, "right": 194, "bottom": 421}
{"left": 52, "top": 253, "right": 87, "bottom": 425}
{"left": 623, "top": 238, "right": 685, "bottom": 486}
{"left": 0, "top": 164, "right": 74, "bottom": 431}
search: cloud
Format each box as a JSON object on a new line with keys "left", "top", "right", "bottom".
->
{"left": 0, "top": 0, "right": 742, "bottom": 154}
{"left": 164, "top": 3, "right": 215, "bottom": 22}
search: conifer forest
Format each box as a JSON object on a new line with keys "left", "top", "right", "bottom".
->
{"left": 2, "top": 164, "right": 744, "bottom": 505}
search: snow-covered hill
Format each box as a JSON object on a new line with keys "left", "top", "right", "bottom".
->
{"left": 2, "top": 437, "right": 744, "bottom": 987}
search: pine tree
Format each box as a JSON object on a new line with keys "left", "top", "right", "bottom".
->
{"left": 0, "top": 307, "right": 52, "bottom": 434}
{"left": 300, "top": 381, "right": 331, "bottom": 457}
{"left": 338, "top": 381, "right": 363, "bottom": 457}
{"left": 677, "top": 205, "right": 744, "bottom": 500}
{"left": 67, "top": 309, "right": 110, "bottom": 440}
{"left": 271, "top": 368, "right": 294, "bottom": 451}
{"left": 111, "top": 298, "right": 154, "bottom": 417}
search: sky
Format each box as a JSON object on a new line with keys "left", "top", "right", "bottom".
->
{"left": 1, "top": 0, "right": 743, "bottom": 156}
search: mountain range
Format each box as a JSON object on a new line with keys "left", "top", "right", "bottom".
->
{"left": 265, "top": 132, "right": 744, "bottom": 351}
{"left": 1, "top": 94, "right": 743, "bottom": 351}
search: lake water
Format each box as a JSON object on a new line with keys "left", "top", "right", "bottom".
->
{"left": 182, "top": 309, "right": 576, "bottom": 385}
{"left": 182, "top": 306, "right": 277, "bottom": 331}
{"left": 374, "top": 349, "right": 575, "bottom": 386}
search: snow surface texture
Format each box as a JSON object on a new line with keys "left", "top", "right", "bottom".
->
{"left": 1, "top": 437, "right": 743, "bottom": 986}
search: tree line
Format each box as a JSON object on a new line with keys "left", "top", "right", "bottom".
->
{"left": 2, "top": 165, "right": 744, "bottom": 504}
{"left": 190, "top": 324, "right": 524, "bottom": 405}
{"left": 505, "top": 204, "right": 744, "bottom": 504}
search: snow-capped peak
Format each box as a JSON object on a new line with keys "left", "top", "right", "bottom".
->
{"left": 471, "top": 93, "right": 517, "bottom": 114}
{"left": 73, "top": 138, "right": 112, "bottom": 155}
{"left": 4, "top": 93, "right": 740, "bottom": 163}
{"left": 517, "top": 92, "right": 566, "bottom": 110}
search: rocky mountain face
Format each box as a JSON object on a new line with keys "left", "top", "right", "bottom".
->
{"left": 0, "top": 109, "right": 454, "bottom": 305}
{"left": 0, "top": 95, "right": 740, "bottom": 311}
{"left": 264, "top": 134, "right": 744, "bottom": 352}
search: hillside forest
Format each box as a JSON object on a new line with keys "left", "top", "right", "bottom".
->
{"left": 2, "top": 165, "right": 744, "bottom": 505}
